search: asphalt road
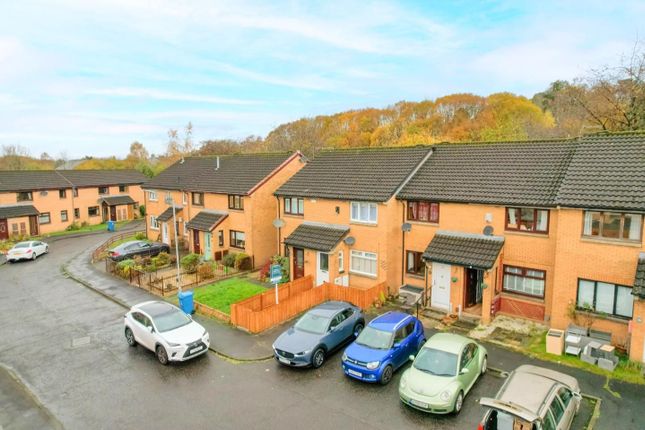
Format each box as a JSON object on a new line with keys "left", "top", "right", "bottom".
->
{"left": 0, "top": 233, "right": 641, "bottom": 429}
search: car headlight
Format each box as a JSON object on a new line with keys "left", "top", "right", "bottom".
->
{"left": 439, "top": 390, "right": 451, "bottom": 401}
{"left": 342, "top": 352, "right": 348, "bottom": 362}
{"left": 366, "top": 361, "right": 380, "bottom": 370}
{"left": 167, "top": 342, "right": 181, "bottom": 347}
{"left": 295, "top": 350, "right": 311, "bottom": 357}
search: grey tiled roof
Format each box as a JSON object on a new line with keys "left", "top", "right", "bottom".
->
{"left": 185, "top": 210, "right": 228, "bottom": 232}
{"left": 157, "top": 206, "right": 183, "bottom": 222}
{"left": 634, "top": 253, "right": 645, "bottom": 298}
{"left": 275, "top": 146, "right": 431, "bottom": 202}
{"left": 0, "top": 169, "right": 145, "bottom": 192}
{"left": 143, "top": 153, "right": 298, "bottom": 195}
{"left": 422, "top": 231, "right": 504, "bottom": 269}
{"left": 555, "top": 132, "right": 645, "bottom": 211}
{"left": 398, "top": 140, "right": 577, "bottom": 206}
{"left": 284, "top": 222, "right": 349, "bottom": 252}
{"left": 98, "top": 195, "right": 136, "bottom": 206}
{"left": 0, "top": 204, "right": 39, "bottom": 219}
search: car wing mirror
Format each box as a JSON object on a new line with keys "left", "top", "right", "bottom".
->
{"left": 329, "top": 326, "right": 337, "bottom": 332}
{"left": 460, "top": 367, "right": 469, "bottom": 375}
{"left": 147, "top": 326, "right": 154, "bottom": 333}
{"left": 393, "top": 342, "right": 401, "bottom": 348}
{"left": 408, "top": 354, "right": 415, "bottom": 361}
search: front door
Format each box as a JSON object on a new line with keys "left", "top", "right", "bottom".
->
{"left": 193, "top": 230, "right": 201, "bottom": 254}
{"left": 293, "top": 247, "right": 305, "bottom": 279}
{"left": 0, "top": 219, "right": 7, "bottom": 240}
{"left": 465, "top": 268, "right": 483, "bottom": 308}
{"left": 316, "top": 252, "right": 329, "bottom": 286}
{"left": 110, "top": 206, "right": 117, "bottom": 221}
{"left": 204, "top": 232, "right": 212, "bottom": 260}
{"left": 431, "top": 262, "right": 451, "bottom": 311}
{"left": 29, "top": 216, "right": 38, "bottom": 236}
{"left": 162, "top": 222, "right": 170, "bottom": 245}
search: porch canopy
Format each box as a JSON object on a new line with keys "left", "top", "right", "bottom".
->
{"left": 98, "top": 195, "right": 136, "bottom": 206}
{"left": 185, "top": 210, "right": 228, "bottom": 232}
{"left": 634, "top": 253, "right": 645, "bottom": 298}
{"left": 422, "top": 230, "right": 504, "bottom": 270}
{"left": 0, "top": 204, "right": 39, "bottom": 219}
{"left": 284, "top": 222, "right": 349, "bottom": 252}
{"left": 157, "top": 206, "right": 183, "bottom": 222}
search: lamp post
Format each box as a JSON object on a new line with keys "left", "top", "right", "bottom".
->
{"left": 166, "top": 194, "right": 181, "bottom": 293}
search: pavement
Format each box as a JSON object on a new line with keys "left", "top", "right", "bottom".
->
{"left": 0, "top": 232, "right": 643, "bottom": 429}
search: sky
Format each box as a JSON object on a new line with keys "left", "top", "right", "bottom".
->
{"left": 0, "top": 0, "right": 644, "bottom": 158}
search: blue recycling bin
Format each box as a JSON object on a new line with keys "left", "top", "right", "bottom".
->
{"left": 178, "top": 290, "right": 194, "bottom": 314}
{"left": 107, "top": 220, "right": 115, "bottom": 232}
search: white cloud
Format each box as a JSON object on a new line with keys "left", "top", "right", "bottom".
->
{"left": 85, "top": 87, "right": 262, "bottom": 105}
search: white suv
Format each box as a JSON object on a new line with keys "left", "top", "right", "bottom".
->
{"left": 124, "top": 301, "right": 210, "bottom": 365}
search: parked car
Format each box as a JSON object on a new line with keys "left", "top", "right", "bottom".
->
{"left": 6, "top": 241, "right": 48, "bottom": 262}
{"left": 478, "top": 365, "right": 581, "bottom": 430}
{"left": 341, "top": 311, "right": 425, "bottom": 385}
{"left": 123, "top": 301, "right": 210, "bottom": 365}
{"left": 273, "top": 301, "right": 364, "bottom": 368}
{"left": 109, "top": 240, "right": 169, "bottom": 261}
{"left": 399, "top": 333, "right": 487, "bottom": 415}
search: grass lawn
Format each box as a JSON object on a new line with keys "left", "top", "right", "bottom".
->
{"left": 108, "top": 234, "right": 149, "bottom": 249}
{"left": 192, "top": 277, "right": 266, "bottom": 314}
{"left": 43, "top": 220, "right": 131, "bottom": 238}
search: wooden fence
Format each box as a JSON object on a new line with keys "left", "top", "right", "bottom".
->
{"left": 91, "top": 229, "right": 145, "bottom": 263}
{"left": 230, "top": 276, "right": 387, "bottom": 333}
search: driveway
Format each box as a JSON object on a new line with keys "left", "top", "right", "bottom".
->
{"left": 0, "top": 233, "right": 642, "bottom": 429}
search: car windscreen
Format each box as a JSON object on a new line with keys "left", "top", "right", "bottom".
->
{"left": 14, "top": 243, "right": 30, "bottom": 248}
{"left": 354, "top": 326, "right": 393, "bottom": 350}
{"left": 413, "top": 347, "right": 458, "bottom": 376}
{"left": 152, "top": 308, "right": 192, "bottom": 332}
{"left": 294, "top": 312, "right": 331, "bottom": 335}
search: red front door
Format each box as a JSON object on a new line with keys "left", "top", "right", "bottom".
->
{"left": 193, "top": 230, "right": 201, "bottom": 254}
{"left": 29, "top": 216, "right": 38, "bottom": 236}
{"left": 110, "top": 206, "right": 117, "bottom": 221}
{"left": 293, "top": 247, "right": 305, "bottom": 279}
{"left": 0, "top": 219, "right": 8, "bottom": 240}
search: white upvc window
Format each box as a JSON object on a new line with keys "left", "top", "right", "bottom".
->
{"left": 350, "top": 202, "right": 377, "bottom": 224}
{"left": 338, "top": 250, "right": 344, "bottom": 273}
{"left": 150, "top": 216, "right": 159, "bottom": 230}
{"left": 148, "top": 190, "right": 158, "bottom": 201}
{"left": 165, "top": 191, "right": 172, "bottom": 202}
{"left": 182, "top": 192, "right": 188, "bottom": 205}
{"left": 350, "top": 250, "right": 377, "bottom": 276}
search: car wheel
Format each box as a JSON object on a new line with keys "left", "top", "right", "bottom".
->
{"left": 311, "top": 348, "right": 325, "bottom": 368}
{"left": 125, "top": 327, "right": 137, "bottom": 347}
{"left": 380, "top": 365, "right": 393, "bottom": 385}
{"left": 453, "top": 391, "right": 464, "bottom": 415}
{"left": 31, "top": 252, "right": 37, "bottom": 261}
{"left": 156, "top": 345, "right": 169, "bottom": 365}
{"left": 353, "top": 322, "right": 364, "bottom": 337}
{"left": 481, "top": 355, "right": 487, "bottom": 375}
{"left": 45, "top": 246, "right": 49, "bottom": 254}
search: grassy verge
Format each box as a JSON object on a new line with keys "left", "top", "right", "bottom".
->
{"left": 192, "top": 277, "right": 266, "bottom": 314}
{"left": 43, "top": 221, "right": 131, "bottom": 238}
{"left": 526, "top": 333, "right": 644, "bottom": 385}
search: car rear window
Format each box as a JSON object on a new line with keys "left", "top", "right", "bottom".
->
{"left": 483, "top": 410, "right": 536, "bottom": 430}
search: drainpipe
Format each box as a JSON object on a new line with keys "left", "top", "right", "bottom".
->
{"left": 401, "top": 201, "right": 405, "bottom": 287}
{"left": 276, "top": 196, "right": 281, "bottom": 256}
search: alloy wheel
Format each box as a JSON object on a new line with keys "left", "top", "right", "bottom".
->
{"left": 481, "top": 356, "right": 487, "bottom": 375}
{"left": 380, "top": 365, "right": 393, "bottom": 385}
{"left": 454, "top": 392, "right": 464, "bottom": 414}
{"left": 354, "top": 323, "right": 364, "bottom": 337}
{"left": 125, "top": 328, "right": 136, "bottom": 347}
{"left": 156, "top": 346, "right": 169, "bottom": 365}
{"left": 312, "top": 349, "right": 325, "bottom": 368}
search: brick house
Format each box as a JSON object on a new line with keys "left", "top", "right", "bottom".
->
{"left": 0, "top": 170, "right": 146, "bottom": 237}
{"left": 142, "top": 152, "right": 305, "bottom": 268}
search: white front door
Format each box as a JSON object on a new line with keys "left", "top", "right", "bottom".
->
{"left": 431, "top": 262, "right": 451, "bottom": 311}
{"left": 162, "top": 222, "right": 170, "bottom": 245}
{"left": 316, "top": 252, "right": 329, "bottom": 286}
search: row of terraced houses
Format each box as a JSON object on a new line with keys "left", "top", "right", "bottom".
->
{"left": 141, "top": 132, "right": 645, "bottom": 363}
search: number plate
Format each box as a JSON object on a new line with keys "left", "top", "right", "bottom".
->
{"left": 348, "top": 369, "right": 362, "bottom": 378}
{"left": 278, "top": 357, "right": 290, "bottom": 364}
{"left": 409, "top": 399, "right": 429, "bottom": 409}
{"left": 189, "top": 346, "right": 203, "bottom": 354}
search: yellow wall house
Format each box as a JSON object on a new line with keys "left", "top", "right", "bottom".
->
{"left": 274, "top": 146, "right": 433, "bottom": 291}
{"left": 142, "top": 152, "right": 305, "bottom": 269}
{"left": 0, "top": 169, "right": 146, "bottom": 237}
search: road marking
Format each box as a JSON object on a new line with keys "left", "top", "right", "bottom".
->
{"left": 71, "top": 336, "right": 91, "bottom": 348}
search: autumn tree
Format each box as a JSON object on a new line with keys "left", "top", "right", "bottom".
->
{"left": 127, "top": 141, "right": 149, "bottom": 161}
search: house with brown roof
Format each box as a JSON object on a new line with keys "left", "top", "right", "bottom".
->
{"left": 142, "top": 152, "right": 305, "bottom": 268}
{"left": 0, "top": 169, "right": 146, "bottom": 237}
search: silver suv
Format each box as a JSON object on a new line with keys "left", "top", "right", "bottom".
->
{"left": 478, "top": 365, "right": 581, "bottom": 430}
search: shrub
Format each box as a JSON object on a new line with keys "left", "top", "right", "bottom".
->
{"left": 139, "top": 205, "right": 146, "bottom": 216}
{"left": 180, "top": 253, "right": 201, "bottom": 273}
{"left": 156, "top": 251, "right": 171, "bottom": 266}
{"left": 259, "top": 260, "right": 271, "bottom": 281}
{"left": 134, "top": 232, "right": 147, "bottom": 240}
{"left": 235, "top": 252, "right": 252, "bottom": 270}
{"left": 116, "top": 259, "right": 136, "bottom": 278}
{"left": 66, "top": 222, "right": 81, "bottom": 231}
{"left": 198, "top": 263, "right": 215, "bottom": 280}
{"left": 81, "top": 221, "right": 89, "bottom": 228}
{"left": 222, "top": 252, "right": 237, "bottom": 268}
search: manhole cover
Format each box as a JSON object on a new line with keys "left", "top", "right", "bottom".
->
{"left": 71, "top": 336, "right": 91, "bottom": 348}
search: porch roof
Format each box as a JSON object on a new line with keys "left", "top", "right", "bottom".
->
{"left": 0, "top": 204, "right": 39, "bottom": 219}
{"left": 634, "top": 253, "right": 645, "bottom": 298}
{"left": 157, "top": 206, "right": 183, "bottom": 222}
{"left": 98, "top": 195, "right": 136, "bottom": 206}
{"left": 284, "top": 222, "right": 349, "bottom": 252}
{"left": 422, "top": 231, "right": 504, "bottom": 270}
{"left": 185, "top": 210, "right": 228, "bottom": 232}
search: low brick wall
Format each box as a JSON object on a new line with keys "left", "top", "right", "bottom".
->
{"left": 194, "top": 301, "right": 231, "bottom": 323}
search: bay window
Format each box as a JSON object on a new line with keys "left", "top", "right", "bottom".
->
{"left": 350, "top": 202, "right": 377, "bottom": 224}
{"left": 503, "top": 265, "right": 545, "bottom": 298}
{"left": 577, "top": 279, "right": 633, "bottom": 319}
{"left": 350, "top": 250, "right": 377, "bottom": 276}
{"left": 583, "top": 211, "right": 642, "bottom": 241}
{"left": 506, "top": 208, "right": 549, "bottom": 233}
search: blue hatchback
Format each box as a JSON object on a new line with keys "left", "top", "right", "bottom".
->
{"left": 341, "top": 311, "right": 425, "bottom": 385}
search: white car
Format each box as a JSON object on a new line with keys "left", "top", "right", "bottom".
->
{"left": 123, "top": 301, "right": 210, "bottom": 365}
{"left": 7, "top": 241, "right": 48, "bottom": 262}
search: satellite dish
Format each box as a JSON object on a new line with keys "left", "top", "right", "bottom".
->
{"left": 272, "top": 219, "right": 285, "bottom": 228}
{"left": 401, "top": 223, "right": 412, "bottom": 232}
{"left": 343, "top": 236, "right": 356, "bottom": 246}
{"left": 483, "top": 225, "right": 494, "bottom": 236}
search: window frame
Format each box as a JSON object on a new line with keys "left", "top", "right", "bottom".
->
{"left": 405, "top": 250, "right": 425, "bottom": 277}
{"left": 284, "top": 197, "right": 304, "bottom": 216}
{"left": 576, "top": 278, "right": 633, "bottom": 319}
{"left": 582, "top": 210, "right": 642, "bottom": 242}
{"left": 59, "top": 189, "right": 67, "bottom": 199}
{"left": 229, "top": 230, "right": 245, "bottom": 249}
{"left": 338, "top": 250, "right": 344, "bottom": 273}
{"left": 218, "top": 230, "right": 224, "bottom": 246}
{"left": 74, "top": 208, "right": 80, "bottom": 219}
{"left": 192, "top": 192, "right": 204, "bottom": 206}
{"left": 88, "top": 206, "right": 100, "bottom": 217}
{"left": 228, "top": 194, "right": 244, "bottom": 210}
{"left": 502, "top": 265, "right": 546, "bottom": 299}
{"left": 61, "top": 210, "right": 68, "bottom": 222}
{"left": 119, "top": 184, "right": 128, "bottom": 193}
{"left": 350, "top": 202, "right": 378, "bottom": 224}
{"left": 98, "top": 186, "right": 109, "bottom": 195}
{"left": 150, "top": 215, "right": 159, "bottom": 230}
{"left": 17, "top": 191, "right": 33, "bottom": 202}
{"left": 38, "top": 212, "right": 51, "bottom": 225}
{"left": 148, "top": 190, "right": 157, "bottom": 201}
{"left": 505, "top": 207, "right": 549, "bottom": 234}
{"left": 407, "top": 201, "right": 440, "bottom": 223}
{"left": 349, "top": 250, "right": 378, "bottom": 277}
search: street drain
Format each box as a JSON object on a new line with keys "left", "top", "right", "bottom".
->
{"left": 71, "top": 336, "right": 91, "bottom": 348}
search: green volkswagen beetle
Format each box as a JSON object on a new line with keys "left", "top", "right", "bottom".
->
{"left": 399, "top": 333, "right": 487, "bottom": 415}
